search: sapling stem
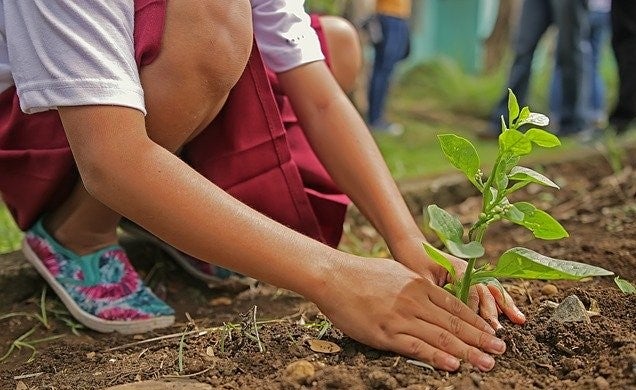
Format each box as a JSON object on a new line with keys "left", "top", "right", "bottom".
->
{"left": 459, "top": 258, "right": 476, "bottom": 302}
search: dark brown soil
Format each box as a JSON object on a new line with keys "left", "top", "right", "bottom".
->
{"left": 1, "top": 148, "right": 635, "bottom": 390}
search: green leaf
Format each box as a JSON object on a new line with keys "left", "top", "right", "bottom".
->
{"left": 427, "top": 206, "right": 483, "bottom": 259}
{"left": 423, "top": 243, "right": 456, "bottom": 282}
{"left": 492, "top": 154, "right": 519, "bottom": 192}
{"left": 519, "top": 112, "right": 550, "bottom": 127}
{"left": 426, "top": 205, "right": 463, "bottom": 243}
{"left": 517, "top": 107, "right": 530, "bottom": 124}
{"left": 525, "top": 128, "right": 560, "bottom": 148}
{"left": 483, "top": 247, "right": 614, "bottom": 280}
{"left": 512, "top": 202, "right": 569, "bottom": 240}
{"left": 493, "top": 163, "right": 509, "bottom": 191}
{"left": 507, "top": 89, "right": 520, "bottom": 124}
{"left": 501, "top": 154, "right": 521, "bottom": 174}
{"left": 438, "top": 134, "right": 481, "bottom": 187}
{"left": 446, "top": 240, "right": 485, "bottom": 259}
{"left": 504, "top": 204, "right": 525, "bottom": 223}
{"left": 484, "top": 187, "right": 498, "bottom": 209}
{"left": 508, "top": 166, "right": 559, "bottom": 190}
{"left": 614, "top": 276, "right": 636, "bottom": 294}
{"left": 499, "top": 129, "right": 532, "bottom": 156}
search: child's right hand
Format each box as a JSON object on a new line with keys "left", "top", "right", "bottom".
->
{"left": 312, "top": 255, "right": 507, "bottom": 372}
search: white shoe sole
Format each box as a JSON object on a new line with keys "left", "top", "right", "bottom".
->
{"left": 22, "top": 238, "right": 175, "bottom": 334}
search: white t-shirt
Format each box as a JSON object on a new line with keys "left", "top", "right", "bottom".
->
{"left": 0, "top": 0, "right": 324, "bottom": 115}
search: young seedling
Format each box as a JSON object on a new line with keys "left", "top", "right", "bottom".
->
{"left": 240, "top": 306, "right": 264, "bottom": 353}
{"left": 424, "top": 89, "right": 614, "bottom": 304}
{"left": 614, "top": 276, "right": 635, "bottom": 295}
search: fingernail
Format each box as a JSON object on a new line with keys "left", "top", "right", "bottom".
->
{"left": 478, "top": 354, "right": 496, "bottom": 371}
{"left": 444, "top": 356, "right": 460, "bottom": 371}
{"left": 489, "top": 318, "right": 503, "bottom": 331}
{"left": 490, "top": 338, "right": 506, "bottom": 354}
{"left": 516, "top": 309, "right": 526, "bottom": 320}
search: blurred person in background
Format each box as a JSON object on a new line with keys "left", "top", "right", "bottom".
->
{"left": 550, "top": 0, "right": 611, "bottom": 132}
{"left": 608, "top": 0, "right": 636, "bottom": 135}
{"left": 367, "top": 0, "right": 412, "bottom": 135}
{"left": 481, "top": 0, "right": 589, "bottom": 138}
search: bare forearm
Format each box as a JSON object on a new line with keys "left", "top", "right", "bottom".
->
{"left": 59, "top": 106, "right": 334, "bottom": 301}
{"left": 277, "top": 63, "right": 425, "bottom": 251}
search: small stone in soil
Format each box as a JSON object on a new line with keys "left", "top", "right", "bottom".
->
{"left": 367, "top": 370, "right": 398, "bottom": 390}
{"left": 594, "top": 376, "right": 610, "bottom": 389}
{"left": 541, "top": 284, "right": 559, "bottom": 296}
{"left": 284, "top": 360, "right": 315, "bottom": 385}
{"left": 550, "top": 295, "right": 591, "bottom": 324}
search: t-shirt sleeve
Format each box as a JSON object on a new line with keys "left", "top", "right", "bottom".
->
{"left": 251, "top": 0, "right": 325, "bottom": 73}
{"left": 4, "top": 1, "right": 145, "bottom": 114}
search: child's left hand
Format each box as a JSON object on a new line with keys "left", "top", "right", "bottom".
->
{"left": 389, "top": 237, "right": 526, "bottom": 331}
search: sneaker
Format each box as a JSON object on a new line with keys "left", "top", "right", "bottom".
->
{"left": 22, "top": 218, "right": 175, "bottom": 334}
{"left": 119, "top": 220, "right": 243, "bottom": 286}
{"left": 575, "top": 126, "right": 605, "bottom": 145}
{"left": 370, "top": 121, "right": 404, "bottom": 136}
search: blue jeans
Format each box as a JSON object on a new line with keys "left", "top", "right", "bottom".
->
{"left": 490, "top": 0, "right": 589, "bottom": 134}
{"left": 550, "top": 10, "right": 610, "bottom": 125}
{"left": 367, "top": 14, "right": 410, "bottom": 127}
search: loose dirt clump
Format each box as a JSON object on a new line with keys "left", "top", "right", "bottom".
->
{"left": 1, "top": 148, "right": 635, "bottom": 389}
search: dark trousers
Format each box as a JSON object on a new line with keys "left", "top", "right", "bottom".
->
{"left": 609, "top": 0, "right": 636, "bottom": 131}
{"left": 367, "top": 14, "right": 410, "bottom": 127}
{"left": 490, "top": 0, "right": 588, "bottom": 134}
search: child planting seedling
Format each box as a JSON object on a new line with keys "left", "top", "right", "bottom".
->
{"left": 424, "top": 90, "right": 614, "bottom": 304}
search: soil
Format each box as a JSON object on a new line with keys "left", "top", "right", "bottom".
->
{"left": 1, "top": 147, "right": 635, "bottom": 390}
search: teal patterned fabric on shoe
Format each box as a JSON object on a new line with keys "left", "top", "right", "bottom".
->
{"left": 25, "top": 219, "right": 174, "bottom": 322}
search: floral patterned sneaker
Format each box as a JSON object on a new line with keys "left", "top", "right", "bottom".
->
{"left": 119, "top": 220, "right": 245, "bottom": 286}
{"left": 22, "top": 218, "right": 175, "bottom": 334}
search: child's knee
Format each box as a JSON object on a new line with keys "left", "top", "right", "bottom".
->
{"left": 139, "top": 0, "right": 253, "bottom": 148}
{"left": 320, "top": 16, "right": 362, "bottom": 93}
{"left": 174, "top": 0, "right": 253, "bottom": 91}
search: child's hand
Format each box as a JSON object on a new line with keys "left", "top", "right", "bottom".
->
{"left": 447, "top": 257, "right": 526, "bottom": 330}
{"left": 313, "top": 255, "right": 507, "bottom": 372}
{"left": 388, "top": 238, "right": 526, "bottom": 330}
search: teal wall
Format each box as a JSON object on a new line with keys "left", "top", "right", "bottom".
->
{"left": 407, "top": 0, "right": 499, "bottom": 74}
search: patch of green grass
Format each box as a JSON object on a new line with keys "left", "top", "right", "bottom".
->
{"left": 394, "top": 57, "right": 507, "bottom": 119}
{"left": 374, "top": 117, "right": 586, "bottom": 181}
{"left": 0, "top": 202, "right": 22, "bottom": 254}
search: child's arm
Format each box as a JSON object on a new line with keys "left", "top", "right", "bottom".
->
{"left": 276, "top": 61, "right": 526, "bottom": 328}
{"left": 58, "top": 104, "right": 505, "bottom": 372}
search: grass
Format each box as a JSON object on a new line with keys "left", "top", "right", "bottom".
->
{"left": 0, "top": 202, "right": 22, "bottom": 254}
{"left": 0, "top": 287, "right": 71, "bottom": 363}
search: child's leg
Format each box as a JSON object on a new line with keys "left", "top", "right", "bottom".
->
{"left": 318, "top": 15, "right": 362, "bottom": 94}
{"left": 47, "top": 0, "right": 252, "bottom": 255}
{"left": 18, "top": 0, "right": 253, "bottom": 333}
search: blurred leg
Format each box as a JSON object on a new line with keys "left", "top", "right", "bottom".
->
{"left": 367, "top": 14, "right": 409, "bottom": 127}
{"left": 320, "top": 15, "right": 362, "bottom": 94}
{"left": 551, "top": 0, "right": 589, "bottom": 134}
{"left": 609, "top": 0, "right": 636, "bottom": 133}
{"left": 588, "top": 11, "right": 610, "bottom": 121}
{"left": 490, "top": 0, "right": 552, "bottom": 130}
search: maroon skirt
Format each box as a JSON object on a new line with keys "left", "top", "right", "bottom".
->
{"left": 0, "top": 1, "right": 349, "bottom": 248}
